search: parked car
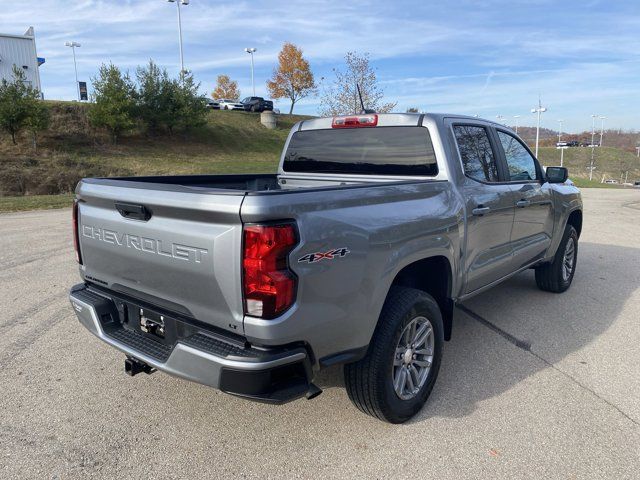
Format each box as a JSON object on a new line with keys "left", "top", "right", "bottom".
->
{"left": 241, "top": 96, "right": 273, "bottom": 112}
{"left": 604, "top": 179, "right": 618, "bottom": 184}
{"left": 203, "top": 98, "right": 220, "bottom": 109}
{"left": 69, "top": 113, "right": 582, "bottom": 423}
{"left": 218, "top": 99, "right": 244, "bottom": 110}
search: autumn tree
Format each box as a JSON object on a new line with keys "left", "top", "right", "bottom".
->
{"left": 267, "top": 42, "right": 316, "bottom": 114}
{"left": 212, "top": 74, "right": 240, "bottom": 101}
{"left": 319, "top": 52, "right": 396, "bottom": 116}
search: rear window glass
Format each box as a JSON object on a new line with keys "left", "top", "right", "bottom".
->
{"left": 283, "top": 127, "right": 438, "bottom": 176}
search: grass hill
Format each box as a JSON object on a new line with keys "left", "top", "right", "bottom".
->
{"left": 1, "top": 103, "right": 638, "bottom": 211}
{"left": 537, "top": 146, "right": 640, "bottom": 186}
{"left": 0, "top": 101, "right": 310, "bottom": 211}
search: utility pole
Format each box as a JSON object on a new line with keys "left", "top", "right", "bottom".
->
{"left": 513, "top": 115, "right": 520, "bottom": 134}
{"left": 636, "top": 146, "right": 640, "bottom": 157}
{"left": 531, "top": 97, "right": 547, "bottom": 158}
{"left": 599, "top": 116, "right": 606, "bottom": 147}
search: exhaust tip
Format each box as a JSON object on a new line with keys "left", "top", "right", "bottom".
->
{"left": 305, "top": 383, "right": 322, "bottom": 400}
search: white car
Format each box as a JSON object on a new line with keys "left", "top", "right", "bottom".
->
{"left": 217, "top": 99, "right": 244, "bottom": 111}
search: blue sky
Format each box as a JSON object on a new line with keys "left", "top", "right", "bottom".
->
{"left": 2, "top": 0, "right": 639, "bottom": 132}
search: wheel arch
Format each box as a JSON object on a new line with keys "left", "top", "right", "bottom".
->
{"left": 567, "top": 209, "right": 583, "bottom": 238}
{"left": 389, "top": 255, "right": 454, "bottom": 341}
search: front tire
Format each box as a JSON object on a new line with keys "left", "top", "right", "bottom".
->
{"left": 344, "top": 287, "right": 444, "bottom": 423}
{"left": 535, "top": 224, "right": 578, "bottom": 293}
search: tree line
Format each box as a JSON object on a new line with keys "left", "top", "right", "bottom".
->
{"left": 0, "top": 45, "right": 400, "bottom": 147}
{"left": 0, "top": 60, "right": 206, "bottom": 147}
{"left": 212, "top": 43, "right": 397, "bottom": 115}
{"left": 90, "top": 60, "right": 206, "bottom": 143}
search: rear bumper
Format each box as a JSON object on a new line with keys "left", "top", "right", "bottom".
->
{"left": 69, "top": 284, "right": 312, "bottom": 403}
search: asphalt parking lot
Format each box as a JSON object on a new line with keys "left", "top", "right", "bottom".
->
{"left": 1, "top": 188, "right": 639, "bottom": 479}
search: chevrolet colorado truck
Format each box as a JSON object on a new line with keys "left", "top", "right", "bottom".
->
{"left": 69, "top": 113, "right": 582, "bottom": 423}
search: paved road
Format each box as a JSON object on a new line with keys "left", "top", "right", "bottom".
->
{"left": 1, "top": 189, "right": 639, "bottom": 479}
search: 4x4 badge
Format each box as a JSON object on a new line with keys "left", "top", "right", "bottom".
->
{"left": 298, "top": 248, "right": 350, "bottom": 264}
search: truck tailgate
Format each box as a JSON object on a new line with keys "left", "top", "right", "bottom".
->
{"left": 76, "top": 180, "right": 245, "bottom": 333}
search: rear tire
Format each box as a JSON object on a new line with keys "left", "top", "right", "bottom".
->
{"left": 344, "top": 287, "right": 444, "bottom": 423}
{"left": 535, "top": 224, "right": 578, "bottom": 293}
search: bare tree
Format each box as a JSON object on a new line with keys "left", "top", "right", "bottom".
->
{"left": 319, "top": 52, "right": 396, "bottom": 116}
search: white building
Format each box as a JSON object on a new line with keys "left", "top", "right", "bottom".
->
{"left": 0, "top": 26, "right": 43, "bottom": 93}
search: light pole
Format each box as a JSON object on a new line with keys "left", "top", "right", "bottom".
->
{"left": 167, "top": 0, "right": 189, "bottom": 75}
{"left": 599, "top": 116, "right": 606, "bottom": 147}
{"left": 496, "top": 114, "right": 505, "bottom": 125}
{"left": 589, "top": 114, "right": 597, "bottom": 181}
{"left": 245, "top": 47, "right": 257, "bottom": 96}
{"left": 513, "top": 115, "right": 520, "bottom": 134}
{"left": 531, "top": 99, "right": 547, "bottom": 158}
{"left": 64, "top": 41, "right": 81, "bottom": 101}
{"left": 557, "top": 119, "right": 563, "bottom": 143}
{"left": 636, "top": 146, "right": 640, "bottom": 157}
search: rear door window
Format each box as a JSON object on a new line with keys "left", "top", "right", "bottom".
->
{"left": 453, "top": 125, "right": 500, "bottom": 182}
{"left": 283, "top": 127, "right": 438, "bottom": 176}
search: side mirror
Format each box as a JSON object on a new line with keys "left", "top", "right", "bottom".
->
{"left": 546, "top": 166, "right": 569, "bottom": 184}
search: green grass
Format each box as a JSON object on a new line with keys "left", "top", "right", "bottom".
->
{"left": 0, "top": 194, "right": 74, "bottom": 212}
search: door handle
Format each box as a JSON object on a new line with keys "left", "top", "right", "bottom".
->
{"left": 115, "top": 202, "right": 152, "bottom": 221}
{"left": 472, "top": 206, "right": 491, "bottom": 216}
{"left": 516, "top": 199, "right": 531, "bottom": 208}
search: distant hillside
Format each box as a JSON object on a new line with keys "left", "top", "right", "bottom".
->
{"left": 512, "top": 125, "right": 640, "bottom": 153}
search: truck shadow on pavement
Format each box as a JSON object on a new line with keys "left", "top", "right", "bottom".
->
{"left": 312, "top": 241, "right": 639, "bottom": 421}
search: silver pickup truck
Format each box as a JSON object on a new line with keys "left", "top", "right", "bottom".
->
{"left": 69, "top": 113, "right": 582, "bottom": 423}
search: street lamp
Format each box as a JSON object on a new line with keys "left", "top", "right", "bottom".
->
{"left": 496, "top": 114, "right": 505, "bottom": 125}
{"left": 513, "top": 115, "right": 520, "bottom": 134}
{"left": 64, "top": 41, "right": 81, "bottom": 101}
{"left": 531, "top": 99, "right": 547, "bottom": 158}
{"left": 245, "top": 47, "right": 257, "bottom": 96}
{"left": 589, "top": 114, "right": 598, "bottom": 181}
{"left": 167, "top": 0, "right": 189, "bottom": 75}
{"left": 599, "top": 116, "right": 606, "bottom": 147}
{"left": 557, "top": 119, "right": 563, "bottom": 143}
{"left": 556, "top": 119, "right": 565, "bottom": 167}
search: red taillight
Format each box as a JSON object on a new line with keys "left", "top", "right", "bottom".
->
{"left": 243, "top": 223, "right": 298, "bottom": 319}
{"left": 72, "top": 199, "right": 82, "bottom": 264}
{"left": 332, "top": 114, "right": 378, "bottom": 128}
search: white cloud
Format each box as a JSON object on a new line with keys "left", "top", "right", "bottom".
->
{"left": 1, "top": 0, "right": 638, "bottom": 130}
